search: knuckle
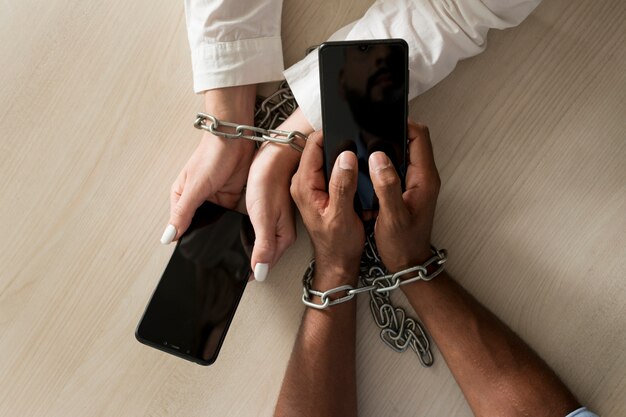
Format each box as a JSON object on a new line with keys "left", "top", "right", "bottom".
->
{"left": 309, "top": 130, "right": 323, "bottom": 145}
{"left": 376, "top": 168, "right": 400, "bottom": 189}
{"left": 415, "top": 122, "right": 430, "bottom": 137}
{"left": 330, "top": 177, "right": 349, "bottom": 196}
{"left": 254, "top": 237, "right": 275, "bottom": 252}
{"left": 172, "top": 202, "right": 187, "bottom": 218}
{"left": 420, "top": 173, "right": 441, "bottom": 197}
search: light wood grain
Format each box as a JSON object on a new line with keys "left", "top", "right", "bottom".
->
{"left": 1, "top": 0, "right": 625, "bottom": 416}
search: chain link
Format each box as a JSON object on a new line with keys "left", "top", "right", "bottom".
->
{"left": 195, "top": 76, "right": 443, "bottom": 366}
{"left": 302, "top": 241, "right": 447, "bottom": 309}
{"left": 302, "top": 232, "right": 447, "bottom": 367}
{"left": 254, "top": 80, "right": 298, "bottom": 130}
{"left": 193, "top": 81, "right": 307, "bottom": 152}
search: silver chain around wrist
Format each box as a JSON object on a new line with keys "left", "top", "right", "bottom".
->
{"left": 196, "top": 76, "right": 441, "bottom": 366}
{"left": 194, "top": 113, "right": 307, "bottom": 152}
{"left": 193, "top": 81, "right": 307, "bottom": 152}
{"left": 302, "top": 233, "right": 447, "bottom": 367}
{"left": 302, "top": 245, "right": 447, "bottom": 309}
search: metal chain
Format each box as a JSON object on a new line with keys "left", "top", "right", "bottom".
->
{"left": 302, "top": 233, "right": 447, "bottom": 367}
{"left": 193, "top": 81, "right": 307, "bottom": 152}
{"left": 301, "top": 244, "right": 447, "bottom": 309}
{"left": 194, "top": 77, "right": 444, "bottom": 366}
{"left": 254, "top": 80, "right": 298, "bottom": 131}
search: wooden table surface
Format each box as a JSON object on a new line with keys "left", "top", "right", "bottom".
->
{"left": 1, "top": 0, "right": 625, "bottom": 416}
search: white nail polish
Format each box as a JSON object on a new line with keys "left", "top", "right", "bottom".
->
{"left": 254, "top": 263, "right": 269, "bottom": 282}
{"left": 160, "top": 224, "right": 176, "bottom": 245}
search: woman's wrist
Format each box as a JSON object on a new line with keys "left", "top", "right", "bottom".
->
{"left": 203, "top": 84, "right": 257, "bottom": 122}
{"left": 260, "top": 106, "right": 314, "bottom": 171}
{"left": 201, "top": 85, "right": 257, "bottom": 152}
{"left": 259, "top": 141, "right": 301, "bottom": 172}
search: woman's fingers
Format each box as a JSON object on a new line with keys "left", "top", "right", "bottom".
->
{"left": 248, "top": 198, "right": 296, "bottom": 282}
{"left": 162, "top": 170, "right": 206, "bottom": 244}
{"left": 249, "top": 210, "right": 277, "bottom": 282}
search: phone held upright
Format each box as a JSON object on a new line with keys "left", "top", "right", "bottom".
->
{"left": 318, "top": 39, "right": 409, "bottom": 211}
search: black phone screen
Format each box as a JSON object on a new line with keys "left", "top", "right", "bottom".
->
{"left": 319, "top": 39, "right": 408, "bottom": 210}
{"left": 136, "top": 202, "right": 254, "bottom": 365}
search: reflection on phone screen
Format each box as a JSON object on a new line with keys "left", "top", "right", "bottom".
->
{"left": 137, "top": 203, "right": 254, "bottom": 364}
{"left": 320, "top": 41, "right": 407, "bottom": 210}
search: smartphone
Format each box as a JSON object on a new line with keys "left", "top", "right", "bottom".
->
{"left": 319, "top": 39, "right": 409, "bottom": 211}
{"left": 135, "top": 202, "right": 254, "bottom": 366}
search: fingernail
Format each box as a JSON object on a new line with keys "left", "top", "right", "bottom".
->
{"left": 160, "top": 224, "right": 176, "bottom": 245}
{"left": 369, "top": 152, "right": 390, "bottom": 173}
{"left": 254, "top": 263, "right": 269, "bottom": 282}
{"left": 338, "top": 151, "right": 355, "bottom": 170}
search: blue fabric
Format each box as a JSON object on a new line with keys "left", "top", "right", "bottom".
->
{"left": 565, "top": 407, "right": 598, "bottom": 417}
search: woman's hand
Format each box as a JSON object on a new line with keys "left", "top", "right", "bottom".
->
{"left": 290, "top": 131, "right": 365, "bottom": 289}
{"left": 369, "top": 121, "right": 440, "bottom": 272}
{"left": 161, "top": 85, "right": 256, "bottom": 244}
{"left": 245, "top": 107, "right": 313, "bottom": 281}
{"left": 245, "top": 142, "right": 298, "bottom": 281}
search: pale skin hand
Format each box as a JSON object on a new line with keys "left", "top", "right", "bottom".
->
{"left": 245, "top": 108, "right": 313, "bottom": 280}
{"left": 369, "top": 122, "right": 581, "bottom": 417}
{"left": 162, "top": 89, "right": 313, "bottom": 281}
{"left": 162, "top": 85, "right": 257, "bottom": 243}
{"left": 274, "top": 131, "right": 363, "bottom": 417}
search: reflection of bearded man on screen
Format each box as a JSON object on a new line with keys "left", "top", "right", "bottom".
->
{"left": 338, "top": 44, "right": 405, "bottom": 209}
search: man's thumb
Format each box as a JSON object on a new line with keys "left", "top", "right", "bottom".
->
{"left": 328, "top": 151, "right": 358, "bottom": 209}
{"left": 368, "top": 152, "right": 404, "bottom": 213}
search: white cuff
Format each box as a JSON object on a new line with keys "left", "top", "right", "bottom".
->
{"left": 284, "top": 51, "right": 322, "bottom": 130}
{"left": 191, "top": 36, "right": 285, "bottom": 93}
{"left": 284, "top": 23, "right": 356, "bottom": 131}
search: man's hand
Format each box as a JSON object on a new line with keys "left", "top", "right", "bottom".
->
{"left": 276, "top": 132, "right": 360, "bottom": 417}
{"left": 369, "top": 122, "right": 581, "bottom": 417}
{"left": 161, "top": 85, "right": 256, "bottom": 244}
{"left": 290, "top": 131, "right": 365, "bottom": 288}
{"left": 369, "top": 121, "right": 440, "bottom": 271}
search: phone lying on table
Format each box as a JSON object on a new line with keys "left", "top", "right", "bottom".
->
{"left": 136, "top": 202, "right": 254, "bottom": 366}
{"left": 319, "top": 39, "right": 409, "bottom": 211}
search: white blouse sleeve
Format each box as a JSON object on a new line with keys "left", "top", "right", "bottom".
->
{"left": 284, "top": 0, "right": 542, "bottom": 130}
{"left": 184, "top": 0, "right": 285, "bottom": 93}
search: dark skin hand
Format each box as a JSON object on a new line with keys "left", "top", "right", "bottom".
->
{"left": 369, "top": 123, "right": 580, "bottom": 416}
{"left": 275, "top": 122, "right": 581, "bottom": 417}
{"left": 275, "top": 131, "right": 363, "bottom": 417}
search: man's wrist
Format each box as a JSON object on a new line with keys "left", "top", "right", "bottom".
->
{"left": 384, "top": 248, "right": 433, "bottom": 274}
{"left": 312, "top": 260, "right": 360, "bottom": 291}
